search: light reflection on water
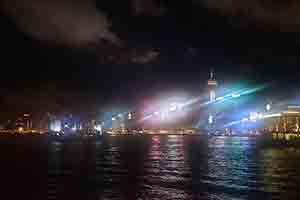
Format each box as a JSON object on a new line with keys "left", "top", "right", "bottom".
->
{"left": 47, "top": 136, "right": 300, "bottom": 200}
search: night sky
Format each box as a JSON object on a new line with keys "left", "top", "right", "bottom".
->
{"left": 1, "top": 0, "right": 300, "bottom": 119}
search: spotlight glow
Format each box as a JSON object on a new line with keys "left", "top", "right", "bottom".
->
{"left": 266, "top": 104, "right": 271, "bottom": 111}
{"left": 128, "top": 113, "right": 132, "bottom": 120}
{"left": 208, "top": 115, "right": 213, "bottom": 124}
{"left": 94, "top": 125, "right": 102, "bottom": 132}
{"left": 231, "top": 94, "right": 241, "bottom": 98}
{"left": 216, "top": 96, "right": 225, "bottom": 101}
{"left": 242, "top": 118, "right": 249, "bottom": 122}
{"left": 169, "top": 103, "right": 178, "bottom": 112}
{"left": 263, "top": 113, "right": 282, "bottom": 118}
{"left": 249, "top": 112, "right": 258, "bottom": 121}
{"left": 50, "top": 120, "right": 62, "bottom": 132}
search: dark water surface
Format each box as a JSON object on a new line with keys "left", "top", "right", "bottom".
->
{"left": 1, "top": 135, "right": 300, "bottom": 200}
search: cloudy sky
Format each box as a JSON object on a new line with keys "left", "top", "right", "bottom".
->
{"left": 2, "top": 0, "right": 300, "bottom": 46}
{"left": 197, "top": 0, "right": 300, "bottom": 30}
{"left": 1, "top": 0, "right": 300, "bottom": 118}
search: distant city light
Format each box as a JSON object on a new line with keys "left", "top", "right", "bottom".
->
{"left": 266, "top": 104, "right": 271, "bottom": 111}
{"left": 94, "top": 125, "right": 102, "bottom": 132}
{"left": 71, "top": 126, "right": 77, "bottom": 132}
{"left": 178, "top": 103, "right": 184, "bottom": 110}
{"left": 169, "top": 107, "right": 176, "bottom": 112}
{"left": 169, "top": 103, "right": 177, "bottom": 111}
{"left": 50, "top": 120, "right": 62, "bottom": 132}
{"left": 161, "top": 112, "right": 166, "bottom": 120}
{"left": 210, "top": 90, "right": 216, "bottom": 101}
{"left": 249, "top": 112, "right": 258, "bottom": 121}
{"left": 208, "top": 115, "right": 213, "bottom": 124}
{"left": 159, "top": 130, "right": 169, "bottom": 134}
{"left": 128, "top": 113, "right": 132, "bottom": 120}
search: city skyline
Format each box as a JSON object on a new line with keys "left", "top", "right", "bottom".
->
{"left": 2, "top": 1, "right": 300, "bottom": 121}
{"left": 1, "top": 0, "right": 300, "bottom": 130}
{"left": 1, "top": 68, "right": 299, "bottom": 135}
{"left": 2, "top": 2, "right": 300, "bottom": 199}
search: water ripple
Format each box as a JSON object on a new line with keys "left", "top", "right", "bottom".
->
{"left": 47, "top": 135, "right": 300, "bottom": 200}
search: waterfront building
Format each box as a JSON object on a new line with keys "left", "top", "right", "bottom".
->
{"left": 207, "top": 69, "right": 218, "bottom": 128}
{"left": 261, "top": 105, "right": 300, "bottom": 133}
{"left": 207, "top": 68, "right": 218, "bottom": 101}
{"left": 15, "top": 113, "right": 33, "bottom": 130}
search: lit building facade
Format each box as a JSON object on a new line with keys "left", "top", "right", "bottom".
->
{"left": 207, "top": 69, "right": 218, "bottom": 128}
{"left": 261, "top": 106, "right": 300, "bottom": 133}
{"left": 112, "top": 116, "right": 120, "bottom": 130}
{"left": 50, "top": 119, "right": 62, "bottom": 132}
{"left": 15, "top": 113, "right": 33, "bottom": 130}
{"left": 207, "top": 69, "right": 218, "bottom": 101}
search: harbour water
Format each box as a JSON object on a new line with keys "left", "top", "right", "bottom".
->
{"left": 1, "top": 135, "right": 300, "bottom": 199}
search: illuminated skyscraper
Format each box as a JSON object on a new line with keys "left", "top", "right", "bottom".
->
{"left": 15, "top": 113, "right": 33, "bottom": 130}
{"left": 207, "top": 68, "right": 218, "bottom": 101}
{"left": 23, "top": 114, "right": 33, "bottom": 129}
{"left": 207, "top": 69, "right": 218, "bottom": 128}
{"left": 112, "top": 117, "right": 119, "bottom": 129}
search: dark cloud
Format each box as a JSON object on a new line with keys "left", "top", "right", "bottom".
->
{"left": 1, "top": 0, "right": 117, "bottom": 46}
{"left": 93, "top": 40, "right": 160, "bottom": 64}
{"left": 1, "top": 0, "right": 164, "bottom": 63}
{"left": 132, "top": 0, "right": 166, "bottom": 16}
{"left": 131, "top": 48, "right": 160, "bottom": 63}
{"left": 195, "top": 0, "right": 300, "bottom": 31}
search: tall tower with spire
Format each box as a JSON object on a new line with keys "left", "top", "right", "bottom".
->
{"left": 207, "top": 68, "right": 218, "bottom": 101}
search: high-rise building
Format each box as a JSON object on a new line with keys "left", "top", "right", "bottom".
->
{"left": 23, "top": 114, "right": 33, "bottom": 129}
{"left": 112, "top": 116, "right": 120, "bottom": 130}
{"left": 207, "top": 69, "right": 218, "bottom": 128}
{"left": 207, "top": 68, "right": 218, "bottom": 101}
{"left": 125, "top": 111, "right": 140, "bottom": 130}
{"left": 15, "top": 113, "right": 33, "bottom": 130}
{"left": 50, "top": 119, "right": 62, "bottom": 132}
